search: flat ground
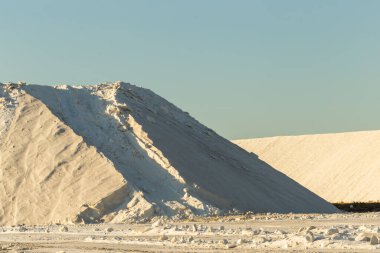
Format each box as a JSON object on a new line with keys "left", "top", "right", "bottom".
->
{"left": 1, "top": 212, "right": 380, "bottom": 252}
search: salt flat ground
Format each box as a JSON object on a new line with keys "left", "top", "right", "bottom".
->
{"left": 1, "top": 212, "right": 380, "bottom": 252}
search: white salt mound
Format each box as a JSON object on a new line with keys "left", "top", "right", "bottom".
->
{"left": 0, "top": 82, "right": 338, "bottom": 225}
{"left": 234, "top": 132, "right": 380, "bottom": 203}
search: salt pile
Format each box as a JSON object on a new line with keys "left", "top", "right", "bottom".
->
{"left": 234, "top": 132, "right": 380, "bottom": 203}
{"left": 0, "top": 82, "right": 337, "bottom": 225}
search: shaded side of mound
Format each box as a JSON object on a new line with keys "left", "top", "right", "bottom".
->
{"left": 0, "top": 93, "right": 134, "bottom": 225}
{"left": 234, "top": 132, "right": 380, "bottom": 203}
{"left": 21, "top": 82, "right": 338, "bottom": 216}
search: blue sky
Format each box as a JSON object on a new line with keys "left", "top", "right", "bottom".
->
{"left": 1, "top": 0, "right": 380, "bottom": 139}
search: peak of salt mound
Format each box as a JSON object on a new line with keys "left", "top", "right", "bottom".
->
{"left": 0, "top": 82, "right": 338, "bottom": 225}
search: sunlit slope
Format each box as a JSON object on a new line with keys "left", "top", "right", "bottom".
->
{"left": 234, "top": 132, "right": 380, "bottom": 203}
{"left": 0, "top": 93, "right": 128, "bottom": 225}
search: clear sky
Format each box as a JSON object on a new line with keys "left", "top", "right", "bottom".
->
{"left": 1, "top": 0, "right": 380, "bottom": 139}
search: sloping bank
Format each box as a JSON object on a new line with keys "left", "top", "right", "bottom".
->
{"left": 234, "top": 132, "right": 380, "bottom": 203}
{"left": 0, "top": 82, "right": 338, "bottom": 225}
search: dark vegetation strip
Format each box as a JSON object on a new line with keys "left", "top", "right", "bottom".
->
{"left": 333, "top": 202, "right": 380, "bottom": 212}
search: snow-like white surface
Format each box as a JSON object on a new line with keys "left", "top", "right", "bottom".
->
{"left": 0, "top": 83, "right": 21, "bottom": 142}
{"left": 0, "top": 82, "right": 337, "bottom": 225}
{"left": 234, "top": 131, "right": 380, "bottom": 203}
{"left": 1, "top": 212, "right": 380, "bottom": 252}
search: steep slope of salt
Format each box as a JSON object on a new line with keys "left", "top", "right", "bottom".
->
{"left": 0, "top": 92, "right": 129, "bottom": 225}
{"left": 234, "top": 132, "right": 380, "bottom": 203}
{"left": 23, "top": 84, "right": 213, "bottom": 222}
{"left": 0, "top": 82, "right": 338, "bottom": 225}
{"left": 24, "top": 82, "right": 337, "bottom": 214}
